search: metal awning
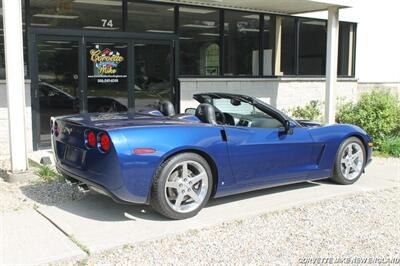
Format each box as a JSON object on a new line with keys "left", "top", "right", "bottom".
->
{"left": 156, "top": 0, "right": 352, "bottom": 14}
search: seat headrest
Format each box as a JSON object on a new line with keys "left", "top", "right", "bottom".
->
{"left": 195, "top": 103, "right": 217, "bottom": 124}
{"left": 158, "top": 100, "right": 176, "bottom": 116}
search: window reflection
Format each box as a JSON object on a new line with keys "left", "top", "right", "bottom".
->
{"left": 298, "top": 19, "right": 327, "bottom": 75}
{"left": 280, "top": 17, "right": 296, "bottom": 75}
{"left": 338, "top": 22, "right": 355, "bottom": 76}
{"left": 224, "top": 11, "right": 260, "bottom": 76}
{"left": 127, "top": 2, "right": 175, "bottom": 33}
{"left": 262, "top": 15, "right": 274, "bottom": 76}
{"left": 37, "top": 40, "right": 79, "bottom": 143}
{"left": 30, "top": 0, "right": 122, "bottom": 31}
{"left": 179, "top": 7, "right": 220, "bottom": 76}
{"left": 86, "top": 42, "right": 128, "bottom": 113}
{"left": 135, "top": 43, "right": 172, "bottom": 110}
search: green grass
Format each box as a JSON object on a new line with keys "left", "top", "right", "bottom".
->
{"left": 379, "top": 136, "right": 400, "bottom": 158}
{"left": 373, "top": 150, "right": 391, "bottom": 158}
{"left": 34, "top": 164, "right": 63, "bottom": 182}
{"left": 69, "top": 235, "right": 90, "bottom": 255}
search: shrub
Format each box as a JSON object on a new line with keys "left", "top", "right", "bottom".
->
{"left": 35, "top": 164, "right": 61, "bottom": 182}
{"left": 380, "top": 136, "right": 400, "bottom": 157}
{"left": 336, "top": 90, "right": 400, "bottom": 148}
{"left": 290, "top": 100, "right": 322, "bottom": 121}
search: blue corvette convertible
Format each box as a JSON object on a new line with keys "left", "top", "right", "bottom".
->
{"left": 51, "top": 93, "right": 372, "bottom": 219}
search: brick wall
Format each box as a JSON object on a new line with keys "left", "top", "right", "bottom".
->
{"left": 357, "top": 82, "right": 400, "bottom": 99}
{"left": 179, "top": 78, "right": 359, "bottom": 113}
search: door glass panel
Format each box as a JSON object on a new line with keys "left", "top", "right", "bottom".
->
{"left": 37, "top": 39, "right": 79, "bottom": 144}
{"left": 86, "top": 42, "right": 128, "bottom": 112}
{"left": 134, "top": 43, "right": 172, "bottom": 110}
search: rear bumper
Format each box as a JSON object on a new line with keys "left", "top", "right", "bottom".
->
{"left": 56, "top": 163, "right": 149, "bottom": 204}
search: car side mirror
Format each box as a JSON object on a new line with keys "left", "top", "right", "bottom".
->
{"left": 185, "top": 108, "right": 196, "bottom": 115}
{"left": 284, "top": 120, "right": 294, "bottom": 135}
{"left": 279, "top": 120, "right": 293, "bottom": 136}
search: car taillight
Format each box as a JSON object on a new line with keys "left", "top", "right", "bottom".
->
{"left": 98, "top": 132, "right": 111, "bottom": 152}
{"left": 86, "top": 130, "right": 97, "bottom": 148}
{"left": 54, "top": 121, "right": 60, "bottom": 137}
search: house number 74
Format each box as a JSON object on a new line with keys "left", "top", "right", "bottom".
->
{"left": 101, "top": 19, "right": 114, "bottom": 28}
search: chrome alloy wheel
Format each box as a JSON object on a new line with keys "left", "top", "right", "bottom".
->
{"left": 164, "top": 160, "right": 209, "bottom": 213}
{"left": 340, "top": 142, "right": 364, "bottom": 180}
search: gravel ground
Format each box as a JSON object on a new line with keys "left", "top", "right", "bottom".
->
{"left": 82, "top": 187, "right": 400, "bottom": 266}
{"left": 0, "top": 175, "right": 85, "bottom": 213}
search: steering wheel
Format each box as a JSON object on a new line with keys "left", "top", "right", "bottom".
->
{"left": 214, "top": 107, "right": 226, "bottom": 125}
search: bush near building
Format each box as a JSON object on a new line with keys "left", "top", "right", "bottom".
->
{"left": 379, "top": 136, "right": 400, "bottom": 157}
{"left": 289, "top": 100, "right": 322, "bottom": 121}
{"left": 336, "top": 90, "right": 400, "bottom": 157}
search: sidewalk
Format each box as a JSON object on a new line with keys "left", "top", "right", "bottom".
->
{"left": 0, "top": 210, "right": 85, "bottom": 265}
{"left": 1, "top": 157, "right": 399, "bottom": 265}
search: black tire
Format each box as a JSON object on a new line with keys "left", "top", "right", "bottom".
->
{"left": 150, "top": 153, "right": 213, "bottom": 220}
{"left": 331, "top": 137, "right": 366, "bottom": 185}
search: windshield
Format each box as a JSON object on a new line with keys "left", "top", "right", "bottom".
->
{"left": 212, "top": 98, "right": 269, "bottom": 118}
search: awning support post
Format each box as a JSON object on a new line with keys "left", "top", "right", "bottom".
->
{"left": 3, "top": 0, "right": 28, "bottom": 172}
{"left": 325, "top": 7, "right": 340, "bottom": 124}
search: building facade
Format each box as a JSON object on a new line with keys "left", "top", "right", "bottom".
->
{"left": 2, "top": 0, "right": 397, "bottom": 172}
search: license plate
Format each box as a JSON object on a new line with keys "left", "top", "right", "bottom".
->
{"left": 65, "top": 145, "right": 84, "bottom": 164}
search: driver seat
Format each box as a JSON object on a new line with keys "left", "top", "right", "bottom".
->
{"left": 195, "top": 103, "right": 217, "bottom": 124}
{"left": 158, "top": 100, "right": 176, "bottom": 117}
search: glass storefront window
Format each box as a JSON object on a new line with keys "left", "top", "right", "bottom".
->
{"left": 224, "top": 11, "right": 260, "bottom": 76}
{"left": 179, "top": 7, "right": 219, "bottom": 76}
{"left": 37, "top": 39, "right": 79, "bottom": 143}
{"left": 86, "top": 42, "right": 128, "bottom": 112}
{"left": 298, "top": 19, "right": 327, "bottom": 75}
{"left": 127, "top": 2, "right": 175, "bottom": 34}
{"left": 30, "top": 0, "right": 123, "bottom": 31}
{"left": 280, "top": 16, "right": 296, "bottom": 75}
{"left": 134, "top": 43, "right": 172, "bottom": 110}
{"left": 262, "top": 15, "right": 274, "bottom": 76}
{"left": 338, "top": 22, "right": 355, "bottom": 76}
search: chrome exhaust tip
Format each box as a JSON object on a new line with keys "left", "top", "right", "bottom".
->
{"left": 65, "top": 178, "right": 78, "bottom": 186}
{"left": 77, "top": 183, "right": 90, "bottom": 193}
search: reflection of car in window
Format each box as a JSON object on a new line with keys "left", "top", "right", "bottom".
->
{"left": 39, "top": 82, "right": 127, "bottom": 135}
{"left": 39, "top": 82, "right": 127, "bottom": 112}
{"left": 135, "top": 75, "right": 169, "bottom": 92}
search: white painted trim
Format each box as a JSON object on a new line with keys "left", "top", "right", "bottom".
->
{"left": 325, "top": 7, "right": 340, "bottom": 124}
{"left": 274, "top": 16, "right": 282, "bottom": 76}
{"left": 179, "top": 77, "right": 357, "bottom": 82}
{"left": 3, "top": 0, "right": 28, "bottom": 172}
{"left": 348, "top": 24, "right": 354, "bottom": 76}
